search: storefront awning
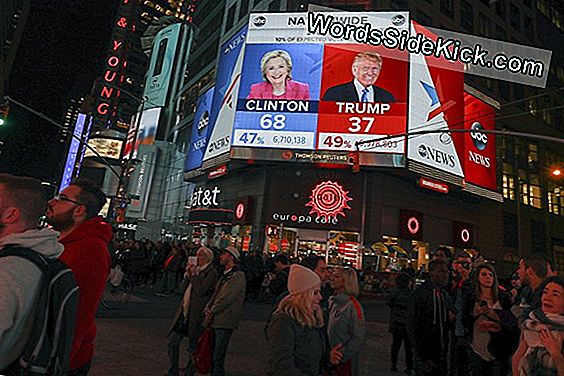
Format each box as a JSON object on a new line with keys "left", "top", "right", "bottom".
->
{"left": 187, "top": 208, "right": 233, "bottom": 226}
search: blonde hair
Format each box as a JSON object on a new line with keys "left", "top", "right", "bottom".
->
{"left": 353, "top": 51, "right": 383, "bottom": 67}
{"left": 275, "top": 287, "right": 323, "bottom": 327}
{"left": 335, "top": 267, "right": 360, "bottom": 297}
{"left": 260, "top": 50, "right": 293, "bottom": 81}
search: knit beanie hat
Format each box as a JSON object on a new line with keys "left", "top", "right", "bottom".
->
{"left": 288, "top": 264, "right": 321, "bottom": 295}
{"left": 198, "top": 246, "right": 214, "bottom": 261}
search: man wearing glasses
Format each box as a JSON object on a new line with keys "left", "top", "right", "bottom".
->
{"left": 322, "top": 51, "right": 396, "bottom": 103}
{"left": 46, "top": 179, "right": 112, "bottom": 376}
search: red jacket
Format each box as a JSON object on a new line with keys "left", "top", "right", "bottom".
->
{"left": 59, "top": 217, "right": 112, "bottom": 370}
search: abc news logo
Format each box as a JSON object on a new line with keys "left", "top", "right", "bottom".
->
{"left": 253, "top": 16, "right": 267, "bottom": 28}
{"left": 469, "top": 122, "right": 491, "bottom": 168}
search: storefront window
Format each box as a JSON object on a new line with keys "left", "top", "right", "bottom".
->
{"left": 548, "top": 183, "right": 563, "bottom": 215}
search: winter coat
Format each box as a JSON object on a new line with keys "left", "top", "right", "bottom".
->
{"left": 59, "top": 217, "right": 112, "bottom": 370}
{"left": 462, "top": 290, "right": 519, "bottom": 362}
{"left": 388, "top": 286, "right": 412, "bottom": 331}
{"left": 266, "top": 312, "right": 325, "bottom": 376}
{"left": 328, "top": 294, "right": 366, "bottom": 376}
{"left": 409, "top": 280, "right": 454, "bottom": 364}
{"left": 0, "top": 228, "right": 64, "bottom": 370}
{"left": 169, "top": 264, "right": 219, "bottom": 339}
{"left": 207, "top": 267, "right": 246, "bottom": 330}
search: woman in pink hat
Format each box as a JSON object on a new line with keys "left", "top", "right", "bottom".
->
{"left": 266, "top": 264, "right": 342, "bottom": 375}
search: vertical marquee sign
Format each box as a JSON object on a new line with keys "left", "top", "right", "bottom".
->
{"left": 93, "top": 0, "right": 137, "bottom": 130}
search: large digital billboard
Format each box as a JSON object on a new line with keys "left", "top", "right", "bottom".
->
{"left": 143, "top": 23, "right": 182, "bottom": 108}
{"left": 132, "top": 107, "right": 162, "bottom": 159}
{"left": 60, "top": 113, "right": 88, "bottom": 192}
{"left": 202, "top": 26, "right": 248, "bottom": 164}
{"left": 185, "top": 87, "right": 215, "bottom": 171}
{"left": 231, "top": 12, "right": 409, "bottom": 165}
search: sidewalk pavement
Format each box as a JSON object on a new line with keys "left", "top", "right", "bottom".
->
{"left": 90, "top": 303, "right": 409, "bottom": 375}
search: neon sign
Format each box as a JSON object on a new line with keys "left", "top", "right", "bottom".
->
{"left": 305, "top": 180, "right": 352, "bottom": 220}
{"left": 94, "top": 0, "right": 136, "bottom": 129}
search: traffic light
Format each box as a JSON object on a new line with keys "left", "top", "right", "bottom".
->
{"left": 0, "top": 104, "right": 9, "bottom": 126}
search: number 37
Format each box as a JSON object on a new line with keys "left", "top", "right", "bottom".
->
{"left": 348, "top": 116, "right": 374, "bottom": 133}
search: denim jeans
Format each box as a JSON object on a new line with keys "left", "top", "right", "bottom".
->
{"left": 167, "top": 331, "right": 198, "bottom": 376}
{"left": 211, "top": 328, "right": 234, "bottom": 376}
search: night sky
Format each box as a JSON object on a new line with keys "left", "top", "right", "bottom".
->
{"left": 1, "top": 0, "right": 118, "bottom": 182}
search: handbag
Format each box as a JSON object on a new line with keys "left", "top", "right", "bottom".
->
{"left": 193, "top": 328, "right": 214, "bottom": 374}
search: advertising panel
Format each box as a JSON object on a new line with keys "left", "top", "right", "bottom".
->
{"left": 463, "top": 92, "right": 496, "bottom": 190}
{"left": 203, "top": 26, "right": 248, "bottom": 163}
{"left": 185, "top": 87, "right": 215, "bottom": 172}
{"left": 84, "top": 137, "right": 123, "bottom": 159}
{"left": 406, "top": 21, "right": 465, "bottom": 177}
{"left": 134, "top": 107, "right": 162, "bottom": 158}
{"left": 265, "top": 169, "right": 363, "bottom": 232}
{"left": 60, "top": 113, "right": 87, "bottom": 192}
{"left": 232, "top": 12, "right": 409, "bottom": 161}
{"left": 126, "top": 144, "right": 157, "bottom": 218}
{"left": 122, "top": 112, "right": 138, "bottom": 160}
{"left": 143, "top": 23, "right": 182, "bottom": 108}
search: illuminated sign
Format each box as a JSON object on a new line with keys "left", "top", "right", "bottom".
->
{"left": 191, "top": 186, "right": 222, "bottom": 208}
{"left": 306, "top": 180, "right": 352, "bottom": 220}
{"left": 418, "top": 177, "right": 449, "bottom": 194}
{"left": 208, "top": 165, "right": 228, "bottom": 179}
{"left": 235, "top": 202, "right": 246, "bottom": 220}
{"left": 85, "top": 138, "right": 123, "bottom": 159}
{"left": 60, "top": 113, "right": 87, "bottom": 192}
{"left": 143, "top": 23, "right": 183, "bottom": 108}
{"left": 185, "top": 87, "right": 215, "bottom": 172}
{"left": 94, "top": 0, "right": 137, "bottom": 129}
{"left": 400, "top": 210, "right": 423, "bottom": 240}
{"left": 134, "top": 107, "right": 162, "bottom": 158}
{"left": 233, "top": 196, "right": 253, "bottom": 223}
{"left": 232, "top": 12, "right": 408, "bottom": 160}
{"left": 453, "top": 222, "right": 474, "bottom": 248}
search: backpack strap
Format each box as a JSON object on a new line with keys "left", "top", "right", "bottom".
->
{"left": 0, "top": 246, "right": 49, "bottom": 272}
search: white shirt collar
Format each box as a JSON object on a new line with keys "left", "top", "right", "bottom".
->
{"left": 353, "top": 79, "right": 374, "bottom": 102}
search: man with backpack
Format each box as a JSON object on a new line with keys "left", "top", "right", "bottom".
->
{"left": 0, "top": 173, "right": 78, "bottom": 374}
{"left": 46, "top": 178, "right": 112, "bottom": 375}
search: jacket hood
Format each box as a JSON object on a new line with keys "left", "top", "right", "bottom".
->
{"left": 61, "top": 216, "right": 113, "bottom": 244}
{"left": 0, "top": 228, "right": 64, "bottom": 258}
{"left": 331, "top": 293, "right": 351, "bottom": 306}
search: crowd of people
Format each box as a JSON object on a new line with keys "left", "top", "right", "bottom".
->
{"left": 1, "top": 172, "right": 563, "bottom": 376}
{"left": 388, "top": 247, "right": 564, "bottom": 376}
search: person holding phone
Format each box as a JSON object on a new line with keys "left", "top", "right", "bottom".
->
{"left": 462, "top": 263, "right": 519, "bottom": 376}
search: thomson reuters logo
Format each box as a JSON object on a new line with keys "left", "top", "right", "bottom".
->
{"left": 470, "top": 122, "right": 488, "bottom": 151}
{"left": 253, "top": 16, "right": 267, "bottom": 28}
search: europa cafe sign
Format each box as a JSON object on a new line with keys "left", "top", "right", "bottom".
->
{"left": 94, "top": 0, "right": 136, "bottom": 128}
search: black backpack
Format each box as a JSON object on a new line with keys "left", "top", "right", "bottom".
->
{"left": 0, "top": 246, "right": 79, "bottom": 376}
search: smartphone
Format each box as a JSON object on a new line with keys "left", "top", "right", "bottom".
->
{"left": 479, "top": 300, "right": 488, "bottom": 307}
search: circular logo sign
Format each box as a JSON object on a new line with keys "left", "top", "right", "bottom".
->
{"left": 460, "top": 229, "right": 470, "bottom": 243}
{"left": 392, "top": 14, "right": 406, "bottom": 26}
{"left": 306, "top": 181, "right": 352, "bottom": 220}
{"left": 418, "top": 144, "right": 428, "bottom": 158}
{"left": 197, "top": 110, "right": 210, "bottom": 135}
{"left": 235, "top": 201, "right": 246, "bottom": 220}
{"left": 407, "top": 216, "right": 420, "bottom": 235}
{"left": 470, "top": 122, "right": 488, "bottom": 150}
{"left": 253, "top": 16, "right": 267, "bottom": 28}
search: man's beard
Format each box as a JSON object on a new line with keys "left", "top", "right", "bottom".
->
{"left": 46, "top": 209, "right": 75, "bottom": 232}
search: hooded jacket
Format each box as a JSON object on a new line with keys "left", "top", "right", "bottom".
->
{"left": 409, "top": 280, "right": 454, "bottom": 363}
{"left": 328, "top": 293, "right": 366, "bottom": 376}
{"left": 59, "top": 217, "right": 112, "bottom": 370}
{"left": 0, "top": 228, "right": 64, "bottom": 370}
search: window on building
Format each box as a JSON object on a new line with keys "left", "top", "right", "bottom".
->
{"left": 239, "top": 0, "right": 250, "bottom": 20}
{"left": 496, "top": 24, "right": 507, "bottom": 40}
{"left": 225, "top": 4, "right": 236, "bottom": 31}
{"left": 269, "top": 0, "right": 280, "bottom": 11}
{"left": 524, "top": 0, "right": 533, "bottom": 7}
{"left": 527, "top": 144, "right": 538, "bottom": 166}
{"left": 520, "top": 172, "right": 542, "bottom": 209}
{"left": 548, "top": 183, "right": 562, "bottom": 215}
{"left": 510, "top": 3, "right": 521, "bottom": 30}
{"left": 494, "top": 0, "right": 505, "bottom": 20}
{"left": 461, "top": 0, "right": 474, "bottom": 30}
{"left": 440, "top": 0, "right": 454, "bottom": 17}
{"left": 503, "top": 163, "right": 515, "bottom": 200}
{"left": 477, "top": 12, "right": 491, "bottom": 36}
{"left": 499, "top": 81, "right": 510, "bottom": 99}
